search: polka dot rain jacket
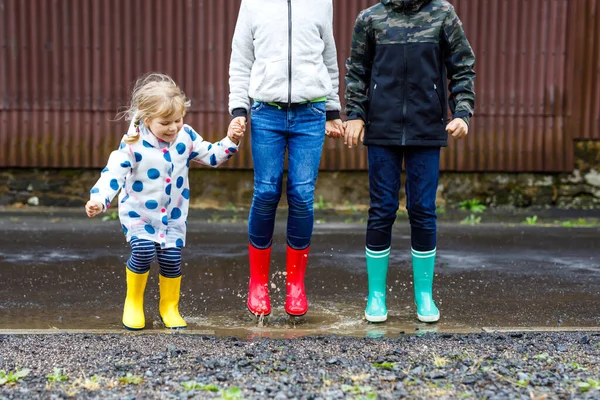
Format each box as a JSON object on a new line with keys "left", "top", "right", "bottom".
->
{"left": 90, "top": 122, "right": 238, "bottom": 249}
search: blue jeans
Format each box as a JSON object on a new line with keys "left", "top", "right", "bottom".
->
{"left": 366, "top": 146, "right": 440, "bottom": 252}
{"left": 248, "top": 102, "right": 326, "bottom": 250}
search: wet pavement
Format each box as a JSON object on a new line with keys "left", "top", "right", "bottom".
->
{"left": 0, "top": 211, "right": 599, "bottom": 337}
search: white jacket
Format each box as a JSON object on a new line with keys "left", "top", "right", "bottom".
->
{"left": 228, "top": 0, "right": 341, "bottom": 118}
{"left": 90, "top": 123, "right": 238, "bottom": 249}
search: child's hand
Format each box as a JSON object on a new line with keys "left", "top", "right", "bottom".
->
{"left": 446, "top": 118, "right": 468, "bottom": 139}
{"left": 326, "top": 119, "right": 345, "bottom": 139}
{"left": 85, "top": 200, "right": 104, "bottom": 218}
{"left": 227, "top": 117, "right": 246, "bottom": 145}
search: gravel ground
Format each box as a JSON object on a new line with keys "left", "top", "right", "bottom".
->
{"left": 0, "top": 332, "right": 599, "bottom": 399}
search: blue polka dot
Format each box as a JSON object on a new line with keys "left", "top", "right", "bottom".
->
{"left": 184, "top": 126, "right": 197, "bottom": 141}
{"left": 162, "top": 216, "right": 168, "bottom": 225}
{"left": 128, "top": 211, "right": 140, "bottom": 218}
{"left": 176, "top": 143, "right": 186, "bottom": 154}
{"left": 119, "top": 142, "right": 126, "bottom": 149}
{"left": 228, "top": 147, "right": 238, "bottom": 153}
{"left": 144, "top": 225, "right": 155, "bottom": 234}
{"left": 182, "top": 189, "right": 190, "bottom": 199}
{"left": 101, "top": 167, "right": 108, "bottom": 173}
{"left": 120, "top": 161, "right": 131, "bottom": 168}
{"left": 210, "top": 154, "right": 217, "bottom": 166}
{"left": 207, "top": 144, "right": 212, "bottom": 151}
{"left": 110, "top": 179, "right": 119, "bottom": 190}
{"left": 134, "top": 152, "right": 142, "bottom": 162}
{"left": 176, "top": 177, "right": 184, "bottom": 188}
{"left": 132, "top": 181, "right": 143, "bottom": 192}
{"left": 188, "top": 152, "right": 199, "bottom": 161}
{"left": 165, "top": 184, "right": 172, "bottom": 196}
{"left": 171, "top": 208, "right": 182, "bottom": 219}
{"left": 145, "top": 200, "right": 158, "bottom": 210}
{"left": 90, "top": 187, "right": 99, "bottom": 194}
{"left": 163, "top": 152, "right": 172, "bottom": 162}
{"left": 176, "top": 239, "right": 184, "bottom": 247}
{"left": 121, "top": 194, "right": 130, "bottom": 203}
{"left": 167, "top": 198, "right": 172, "bottom": 206}
{"left": 186, "top": 160, "right": 190, "bottom": 168}
{"left": 147, "top": 169, "right": 160, "bottom": 180}
{"left": 161, "top": 242, "right": 166, "bottom": 247}
{"left": 122, "top": 225, "right": 128, "bottom": 235}
{"left": 143, "top": 140, "right": 154, "bottom": 148}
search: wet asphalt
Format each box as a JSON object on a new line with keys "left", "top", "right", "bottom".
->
{"left": 0, "top": 210, "right": 598, "bottom": 337}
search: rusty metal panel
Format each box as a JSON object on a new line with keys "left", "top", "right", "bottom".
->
{"left": 568, "top": 0, "right": 600, "bottom": 140}
{"left": 0, "top": 0, "right": 594, "bottom": 172}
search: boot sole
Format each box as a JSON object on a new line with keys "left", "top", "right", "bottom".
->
{"left": 285, "top": 310, "right": 307, "bottom": 317}
{"left": 247, "top": 306, "right": 271, "bottom": 318}
{"left": 365, "top": 312, "right": 388, "bottom": 323}
{"left": 122, "top": 324, "right": 144, "bottom": 331}
{"left": 417, "top": 313, "right": 440, "bottom": 323}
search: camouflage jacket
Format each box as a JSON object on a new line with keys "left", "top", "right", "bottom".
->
{"left": 344, "top": 0, "right": 476, "bottom": 147}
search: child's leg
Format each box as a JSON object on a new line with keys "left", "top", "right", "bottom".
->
{"left": 156, "top": 246, "right": 186, "bottom": 329}
{"left": 123, "top": 238, "right": 156, "bottom": 330}
{"left": 404, "top": 146, "right": 441, "bottom": 322}
{"left": 283, "top": 103, "right": 327, "bottom": 316}
{"left": 246, "top": 104, "right": 287, "bottom": 316}
{"left": 364, "top": 145, "right": 403, "bottom": 322}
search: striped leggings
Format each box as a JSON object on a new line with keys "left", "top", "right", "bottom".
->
{"left": 127, "top": 238, "right": 182, "bottom": 278}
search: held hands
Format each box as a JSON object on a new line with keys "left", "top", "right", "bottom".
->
{"left": 446, "top": 118, "right": 468, "bottom": 139}
{"left": 85, "top": 200, "right": 104, "bottom": 218}
{"left": 326, "top": 119, "right": 345, "bottom": 139}
{"left": 343, "top": 119, "right": 365, "bottom": 148}
{"left": 227, "top": 117, "right": 247, "bottom": 145}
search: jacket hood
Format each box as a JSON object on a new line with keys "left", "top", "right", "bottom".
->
{"left": 380, "top": 0, "right": 432, "bottom": 13}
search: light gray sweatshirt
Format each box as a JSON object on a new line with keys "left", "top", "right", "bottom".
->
{"left": 228, "top": 0, "right": 341, "bottom": 120}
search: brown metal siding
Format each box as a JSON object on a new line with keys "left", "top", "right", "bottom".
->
{"left": 568, "top": 0, "right": 600, "bottom": 140}
{"left": 0, "top": 0, "right": 597, "bottom": 171}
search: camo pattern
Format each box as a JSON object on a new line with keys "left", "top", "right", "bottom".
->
{"left": 345, "top": 0, "right": 475, "bottom": 124}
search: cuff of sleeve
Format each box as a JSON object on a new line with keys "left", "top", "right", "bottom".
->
{"left": 221, "top": 136, "right": 239, "bottom": 149}
{"left": 346, "top": 112, "right": 366, "bottom": 122}
{"left": 231, "top": 108, "right": 248, "bottom": 119}
{"left": 325, "top": 110, "right": 340, "bottom": 121}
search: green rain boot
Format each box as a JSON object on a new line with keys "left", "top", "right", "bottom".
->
{"left": 365, "top": 247, "right": 390, "bottom": 322}
{"left": 412, "top": 248, "right": 440, "bottom": 322}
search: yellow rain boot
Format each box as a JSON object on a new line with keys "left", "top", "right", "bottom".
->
{"left": 159, "top": 275, "right": 187, "bottom": 329}
{"left": 122, "top": 269, "right": 149, "bottom": 330}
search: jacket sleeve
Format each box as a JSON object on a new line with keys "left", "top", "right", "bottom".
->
{"left": 185, "top": 126, "right": 239, "bottom": 168}
{"left": 442, "top": 6, "right": 476, "bottom": 126}
{"left": 344, "top": 11, "right": 373, "bottom": 122}
{"left": 228, "top": 0, "right": 255, "bottom": 119}
{"left": 90, "top": 138, "right": 135, "bottom": 211}
{"left": 321, "top": 0, "right": 341, "bottom": 120}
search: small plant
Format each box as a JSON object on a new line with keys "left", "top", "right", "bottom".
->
{"left": 47, "top": 367, "right": 68, "bottom": 383}
{"left": 118, "top": 373, "right": 143, "bottom": 385}
{"left": 460, "top": 214, "right": 481, "bottom": 225}
{"left": 459, "top": 199, "right": 486, "bottom": 213}
{"left": 433, "top": 354, "right": 448, "bottom": 368}
{"left": 0, "top": 369, "right": 30, "bottom": 385}
{"left": 102, "top": 211, "right": 119, "bottom": 222}
{"left": 220, "top": 387, "right": 243, "bottom": 399}
{"left": 181, "top": 381, "right": 220, "bottom": 392}
{"left": 342, "top": 383, "right": 375, "bottom": 395}
{"left": 568, "top": 362, "right": 587, "bottom": 371}
{"left": 225, "top": 202, "right": 237, "bottom": 212}
{"left": 373, "top": 362, "right": 395, "bottom": 370}
{"left": 577, "top": 378, "right": 600, "bottom": 393}
{"left": 559, "top": 218, "right": 595, "bottom": 228}
{"left": 314, "top": 195, "right": 333, "bottom": 210}
{"left": 524, "top": 215, "right": 538, "bottom": 225}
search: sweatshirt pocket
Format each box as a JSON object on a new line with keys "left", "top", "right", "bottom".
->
{"left": 249, "top": 58, "right": 287, "bottom": 99}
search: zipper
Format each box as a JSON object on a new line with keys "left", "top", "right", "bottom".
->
{"left": 434, "top": 83, "right": 444, "bottom": 123}
{"left": 287, "top": 0, "right": 292, "bottom": 107}
{"left": 402, "top": 44, "right": 407, "bottom": 146}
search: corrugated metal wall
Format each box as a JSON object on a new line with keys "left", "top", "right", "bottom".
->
{"left": 1, "top": 0, "right": 598, "bottom": 171}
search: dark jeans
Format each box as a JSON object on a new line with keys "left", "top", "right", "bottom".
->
{"left": 248, "top": 102, "right": 326, "bottom": 250}
{"left": 366, "top": 146, "right": 440, "bottom": 252}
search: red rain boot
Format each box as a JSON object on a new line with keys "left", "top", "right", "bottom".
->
{"left": 285, "top": 245, "right": 309, "bottom": 316}
{"left": 247, "top": 243, "right": 272, "bottom": 316}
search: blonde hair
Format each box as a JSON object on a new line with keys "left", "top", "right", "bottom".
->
{"left": 118, "top": 73, "right": 191, "bottom": 144}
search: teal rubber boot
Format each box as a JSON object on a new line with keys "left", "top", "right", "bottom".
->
{"left": 365, "top": 247, "right": 390, "bottom": 322}
{"left": 412, "top": 248, "right": 440, "bottom": 322}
